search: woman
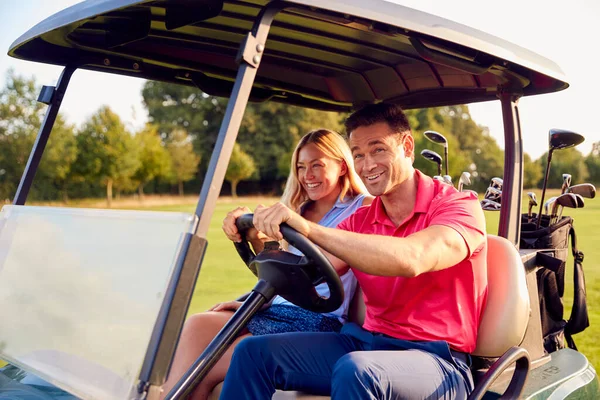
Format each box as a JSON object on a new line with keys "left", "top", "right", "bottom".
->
{"left": 161, "top": 129, "right": 371, "bottom": 399}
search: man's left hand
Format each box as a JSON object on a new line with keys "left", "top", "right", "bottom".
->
{"left": 253, "top": 202, "right": 310, "bottom": 240}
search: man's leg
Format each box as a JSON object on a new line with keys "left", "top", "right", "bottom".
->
{"left": 219, "top": 332, "right": 362, "bottom": 399}
{"left": 331, "top": 350, "right": 470, "bottom": 400}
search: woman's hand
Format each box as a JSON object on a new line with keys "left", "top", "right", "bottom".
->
{"left": 222, "top": 206, "right": 256, "bottom": 243}
{"left": 208, "top": 300, "right": 243, "bottom": 312}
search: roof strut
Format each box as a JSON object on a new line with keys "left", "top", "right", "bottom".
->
{"left": 498, "top": 91, "right": 523, "bottom": 247}
{"left": 159, "top": 5, "right": 288, "bottom": 399}
{"left": 192, "top": 1, "right": 287, "bottom": 238}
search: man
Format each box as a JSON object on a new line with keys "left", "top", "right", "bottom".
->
{"left": 220, "top": 103, "right": 487, "bottom": 399}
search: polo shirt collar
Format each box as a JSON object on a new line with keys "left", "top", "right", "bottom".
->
{"left": 368, "top": 170, "right": 436, "bottom": 226}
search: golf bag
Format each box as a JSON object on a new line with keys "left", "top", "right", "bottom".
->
{"left": 521, "top": 214, "right": 589, "bottom": 353}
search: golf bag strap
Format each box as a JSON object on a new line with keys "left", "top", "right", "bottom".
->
{"left": 565, "top": 227, "right": 590, "bottom": 337}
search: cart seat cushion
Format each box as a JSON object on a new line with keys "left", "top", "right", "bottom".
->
{"left": 473, "top": 235, "right": 529, "bottom": 357}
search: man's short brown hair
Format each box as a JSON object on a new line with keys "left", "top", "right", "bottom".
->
{"left": 345, "top": 103, "right": 412, "bottom": 139}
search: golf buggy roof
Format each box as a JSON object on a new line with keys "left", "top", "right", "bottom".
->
{"left": 8, "top": 0, "right": 568, "bottom": 111}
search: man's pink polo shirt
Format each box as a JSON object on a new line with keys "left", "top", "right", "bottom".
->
{"left": 337, "top": 170, "right": 488, "bottom": 353}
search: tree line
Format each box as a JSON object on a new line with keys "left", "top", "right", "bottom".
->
{"left": 2, "top": 69, "right": 600, "bottom": 206}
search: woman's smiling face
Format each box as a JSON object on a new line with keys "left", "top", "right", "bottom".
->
{"left": 297, "top": 142, "right": 346, "bottom": 202}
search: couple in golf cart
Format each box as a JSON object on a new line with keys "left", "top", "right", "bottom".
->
{"left": 167, "top": 102, "right": 488, "bottom": 400}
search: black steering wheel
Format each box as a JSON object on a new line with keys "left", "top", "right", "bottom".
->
{"left": 233, "top": 214, "right": 344, "bottom": 313}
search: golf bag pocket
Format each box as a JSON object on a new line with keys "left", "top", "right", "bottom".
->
{"left": 520, "top": 215, "right": 589, "bottom": 353}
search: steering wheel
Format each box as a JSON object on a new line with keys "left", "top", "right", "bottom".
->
{"left": 233, "top": 214, "right": 344, "bottom": 313}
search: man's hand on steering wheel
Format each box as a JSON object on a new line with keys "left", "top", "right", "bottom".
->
{"left": 233, "top": 212, "right": 344, "bottom": 313}
{"left": 253, "top": 202, "right": 311, "bottom": 241}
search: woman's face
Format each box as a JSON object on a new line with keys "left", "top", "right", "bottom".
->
{"left": 297, "top": 142, "right": 346, "bottom": 202}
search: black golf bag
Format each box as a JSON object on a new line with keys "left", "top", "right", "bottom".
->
{"left": 521, "top": 214, "right": 589, "bottom": 353}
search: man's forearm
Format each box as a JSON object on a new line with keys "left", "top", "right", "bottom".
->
{"left": 306, "top": 222, "right": 468, "bottom": 277}
{"left": 306, "top": 222, "right": 419, "bottom": 277}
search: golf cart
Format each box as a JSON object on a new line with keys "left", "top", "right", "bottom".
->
{"left": 1, "top": 0, "right": 598, "bottom": 398}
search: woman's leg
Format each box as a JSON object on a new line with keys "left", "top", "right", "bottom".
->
{"left": 160, "top": 311, "right": 252, "bottom": 400}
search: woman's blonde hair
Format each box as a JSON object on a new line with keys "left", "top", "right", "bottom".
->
{"left": 280, "top": 129, "right": 367, "bottom": 211}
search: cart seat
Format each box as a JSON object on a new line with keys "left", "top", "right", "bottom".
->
{"left": 0, "top": 205, "right": 196, "bottom": 400}
{"left": 210, "top": 234, "right": 530, "bottom": 399}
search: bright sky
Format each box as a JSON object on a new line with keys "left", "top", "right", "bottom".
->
{"left": 1, "top": 0, "right": 599, "bottom": 159}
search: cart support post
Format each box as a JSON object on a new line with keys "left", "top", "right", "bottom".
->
{"left": 498, "top": 92, "right": 523, "bottom": 247}
{"left": 193, "top": 2, "right": 285, "bottom": 238}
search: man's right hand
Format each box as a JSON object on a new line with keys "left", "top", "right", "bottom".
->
{"left": 222, "top": 206, "right": 256, "bottom": 243}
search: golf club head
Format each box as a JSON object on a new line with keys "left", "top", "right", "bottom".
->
{"left": 423, "top": 131, "right": 448, "bottom": 148}
{"left": 552, "top": 193, "right": 578, "bottom": 215}
{"left": 433, "top": 175, "right": 445, "bottom": 182}
{"left": 527, "top": 192, "right": 537, "bottom": 222}
{"left": 484, "top": 187, "right": 502, "bottom": 203}
{"left": 573, "top": 193, "right": 585, "bottom": 208}
{"left": 527, "top": 192, "right": 538, "bottom": 207}
{"left": 481, "top": 199, "right": 501, "bottom": 211}
{"left": 549, "top": 129, "right": 585, "bottom": 150}
{"left": 544, "top": 196, "right": 557, "bottom": 215}
{"left": 553, "top": 192, "right": 580, "bottom": 223}
{"left": 567, "top": 183, "right": 596, "bottom": 199}
{"left": 561, "top": 173, "right": 572, "bottom": 194}
{"left": 490, "top": 177, "right": 503, "bottom": 191}
{"left": 458, "top": 172, "right": 471, "bottom": 192}
{"left": 460, "top": 172, "right": 471, "bottom": 185}
{"left": 420, "top": 149, "right": 443, "bottom": 176}
{"left": 443, "top": 175, "right": 453, "bottom": 185}
{"left": 538, "top": 129, "right": 583, "bottom": 229}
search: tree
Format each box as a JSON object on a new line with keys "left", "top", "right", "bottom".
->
{"left": 225, "top": 143, "right": 257, "bottom": 198}
{"left": 585, "top": 142, "right": 600, "bottom": 185}
{"left": 142, "top": 81, "right": 345, "bottom": 191}
{"left": 132, "top": 125, "right": 171, "bottom": 198}
{"left": 523, "top": 153, "right": 542, "bottom": 189}
{"left": 73, "top": 106, "right": 139, "bottom": 207}
{"left": 142, "top": 81, "right": 226, "bottom": 173}
{"left": 537, "top": 148, "right": 588, "bottom": 189}
{"left": 0, "top": 69, "right": 77, "bottom": 201}
{"left": 166, "top": 128, "right": 200, "bottom": 196}
{"left": 408, "top": 105, "right": 501, "bottom": 190}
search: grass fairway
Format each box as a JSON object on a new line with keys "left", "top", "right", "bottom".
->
{"left": 146, "top": 190, "right": 600, "bottom": 369}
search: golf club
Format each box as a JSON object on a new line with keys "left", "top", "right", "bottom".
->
{"left": 433, "top": 176, "right": 445, "bottom": 182}
{"left": 537, "top": 129, "right": 585, "bottom": 228}
{"left": 443, "top": 175, "right": 453, "bottom": 186}
{"left": 527, "top": 192, "right": 537, "bottom": 223}
{"left": 550, "top": 193, "right": 578, "bottom": 224}
{"left": 421, "top": 149, "right": 443, "bottom": 176}
{"left": 567, "top": 183, "right": 596, "bottom": 199}
{"left": 557, "top": 193, "right": 585, "bottom": 222}
{"left": 484, "top": 187, "right": 502, "bottom": 203}
{"left": 561, "top": 173, "right": 572, "bottom": 194}
{"left": 481, "top": 199, "right": 501, "bottom": 211}
{"left": 490, "top": 177, "right": 503, "bottom": 191}
{"left": 543, "top": 196, "right": 558, "bottom": 223}
{"left": 458, "top": 172, "right": 471, "bottom": 192}
{"left": 424, "top": 130, "right": 449, "bottom": 175}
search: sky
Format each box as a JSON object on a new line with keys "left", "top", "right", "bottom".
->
{"left": 1, "top": 0, "right": 599, "bottom": 160}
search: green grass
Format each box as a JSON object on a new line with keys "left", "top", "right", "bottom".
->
{"left": 148, "top": 191, "right": 600, "bottom": 369}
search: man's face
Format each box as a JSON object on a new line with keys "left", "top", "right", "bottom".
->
{"left": 349, "top": 122, "right": 414, "bottom": 196}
